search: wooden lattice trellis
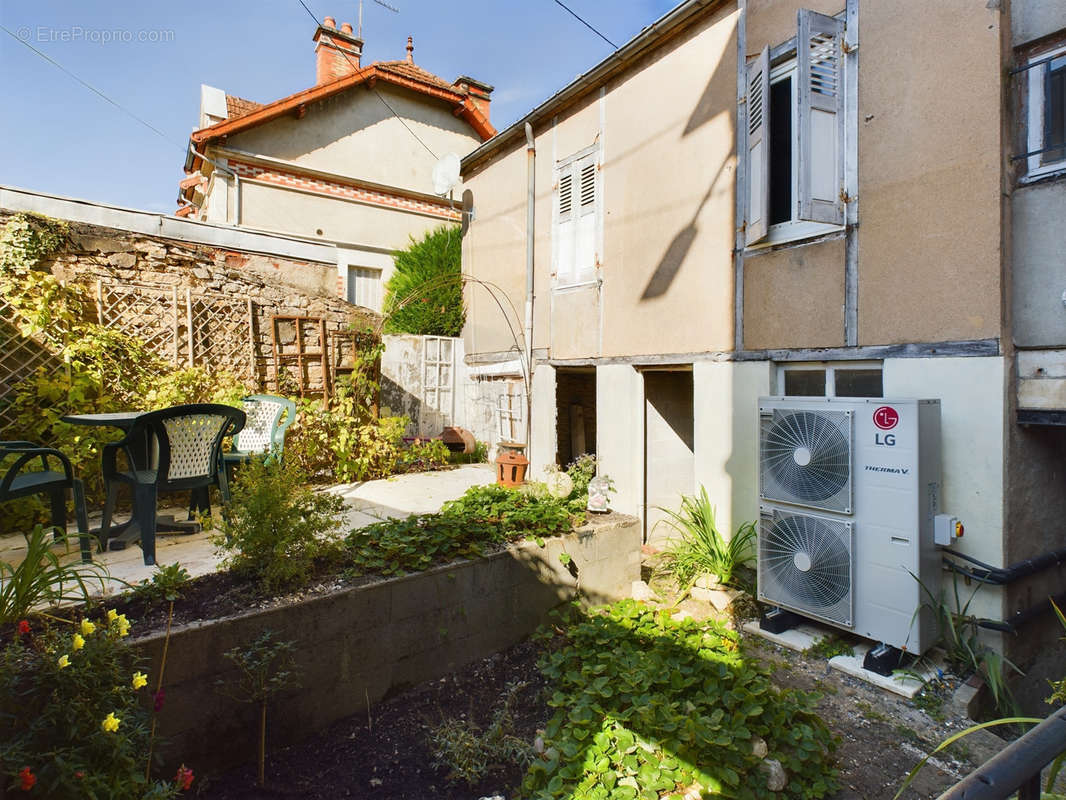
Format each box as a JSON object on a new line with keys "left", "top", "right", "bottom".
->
{"left": 0, "top": 295, "right": 65, "bottom": 436}
{"left": 96, "top": 281, "right": 256, "bottom": 384}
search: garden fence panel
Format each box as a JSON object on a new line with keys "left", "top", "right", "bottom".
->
{"left": 0, "top": 294, "right": 65, "bottom": 437}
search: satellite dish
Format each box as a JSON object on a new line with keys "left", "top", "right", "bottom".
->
{"left": 432, "top": 152, "right": 461, "bottom": 196}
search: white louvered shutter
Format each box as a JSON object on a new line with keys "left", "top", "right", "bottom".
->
{"left": 797, "top": 9, "right": 845, "bottom": 225}
{"left": 745, "top": 46, "right": 770, "bottom": 246}
{"left": 574, "top": 153, "right": 597, "bottom": 282}
{"left": 555, "top": 165, "right": 576, "bottom": 283}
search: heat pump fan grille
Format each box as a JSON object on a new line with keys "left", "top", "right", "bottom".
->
{"left": 759, "top": 511, "right": 852, "bottom": 627}
{"left": 761, "top": 409, "right": 851, "bottom": 513}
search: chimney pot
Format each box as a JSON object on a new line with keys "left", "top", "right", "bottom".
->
{"left": 314, "top": 15, "right": 363, "bottom": 84}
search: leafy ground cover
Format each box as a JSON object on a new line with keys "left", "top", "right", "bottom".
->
{"left": 525, "top": 601, "right": 837, "bottom": 800}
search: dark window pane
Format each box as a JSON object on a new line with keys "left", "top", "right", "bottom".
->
{"left": 835, "top": 369, "right": 883, "bottom": 398}
{"left": 769, "top": 76, "right": 792, "bottom": 226}
{"left": 1045, "top": 58, "right": 1066, "bottom": 164}
{"left": 784, "top": 369, "right": 826, "bottom": 396}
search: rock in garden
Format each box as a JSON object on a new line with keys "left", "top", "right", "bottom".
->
{"left": 751, "top": 736, "right": 768, "bottom": 758}
{"left": 690, "top": 586, "right": 740, "bottom": 612}
{"left": 631, "top": 580, "right": 656, "bottom": 602}
{"left": 694, "top": 573, "right": 720, "bottom": 590}
{"left": 761, "top": 758, "right": 788, "bottom": 792}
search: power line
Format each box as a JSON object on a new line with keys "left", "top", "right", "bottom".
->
{"left": 0, "top": 24, "right": 187, "bottom": 155}
{"left": 294, "top": 0, "right": 439, "bottom": 161}
{"left": 552, "top": 0, "right": 617, "bottom": 49}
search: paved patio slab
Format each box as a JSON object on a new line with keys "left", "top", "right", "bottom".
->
{"left": 1, "top": 464, "right": 497, "bottom": 596}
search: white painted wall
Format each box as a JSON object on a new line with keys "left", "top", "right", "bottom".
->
{"left": 693, "top": 360, "right": 772, "bottom": 537}
{"left": 595, "top": 365, "right": 645, "bottom": 519}
{"left": 884, "top": 355, "right": 1006, "bottom": 622}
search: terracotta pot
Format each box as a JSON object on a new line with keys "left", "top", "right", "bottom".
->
{"left": 495, "top": 450, "right": 529, "bottom": 487}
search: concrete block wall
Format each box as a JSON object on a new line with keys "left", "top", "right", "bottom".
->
{"left": 133, "top": 514, "right": 639, "bottom": 774}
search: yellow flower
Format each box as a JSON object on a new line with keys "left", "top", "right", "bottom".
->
{"left": 131, "top": 671, "right": 147, "bottom": 690}
{"left": 101, "top": 712, "right": 121, "bottom": 733}
{"left": 107, "top": 609, "right": 118, "bottom": 623}
{"left": 57, "top": 654, "right": 70, "bottom": 669}
{"left": 72, "top": 633, "right": 85, "bottom": 651}
{"left": 115, "top": 614, "right": 130, "bottom": 637}
{"left": 80, "top": 619, "right": 96, "bottom": 636}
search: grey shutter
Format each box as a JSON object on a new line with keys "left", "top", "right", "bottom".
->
{"left": 745, "top": 46, "right": 770, "bottom": 246}
{"left": 797, "top": 9, "right": 845, "bottom": 225}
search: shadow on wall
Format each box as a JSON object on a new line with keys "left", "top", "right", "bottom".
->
{"left": 380, "top": 374, "right": 422, "bottom": 436}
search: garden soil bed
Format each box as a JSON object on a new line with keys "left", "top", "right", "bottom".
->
{"left": 192, "top": 627, "right": 1009, "bottom": 800}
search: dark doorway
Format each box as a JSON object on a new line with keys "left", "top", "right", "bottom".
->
{"left": 555, "top": 368, "right": 597, "bottom": 467}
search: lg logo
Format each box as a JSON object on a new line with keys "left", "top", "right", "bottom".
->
{"left": 874, "top": 406, "right": 898, "bottom": 446}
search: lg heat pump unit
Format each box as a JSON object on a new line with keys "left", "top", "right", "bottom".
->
{"left": 757, "top": 397, "right": 941, "bottom": 655}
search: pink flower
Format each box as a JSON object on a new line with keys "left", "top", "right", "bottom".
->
{"left": 174, "top": 765, "right": 194, "bottom": 791}
{"left": 17, "top": 620, "right": 30, "bottom": 636}
{"left": 153, "top": 689, "right": 166, "bottom": 712}
{"left": 19, "top": 766, "right": 35, "bottom": 791}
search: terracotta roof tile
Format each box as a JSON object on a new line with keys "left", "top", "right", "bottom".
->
{"left": 373, "top": 61, "right": 455, "bottom": 92}
{"left": 225, "top": 94, "right": 262, "bottom": 120}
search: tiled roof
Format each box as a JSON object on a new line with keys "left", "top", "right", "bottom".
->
{"left": 225, "top": 94, "right": 262, "bottom": 120}
{"left": 373, "top": 60, "right": 455, "bottom": 92}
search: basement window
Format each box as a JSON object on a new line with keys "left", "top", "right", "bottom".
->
{"left": 778, "top": 362, "right": 882, "bottom": 398}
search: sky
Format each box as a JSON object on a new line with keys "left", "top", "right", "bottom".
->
{"left": 0, "top": 0, "right": 678, "bottom": 213}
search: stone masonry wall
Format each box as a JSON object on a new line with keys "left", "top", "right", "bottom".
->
{"left": 1, "top": 209, "right": 379, "bottom": 394}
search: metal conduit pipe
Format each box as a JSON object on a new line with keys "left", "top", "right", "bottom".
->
{"left": 943, "top": 547, "right": 1066, "bottom": 586}
{"left": 974, "top": 590, "right": 1066, "bottom": 634}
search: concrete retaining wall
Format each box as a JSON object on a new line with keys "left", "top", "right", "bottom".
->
{"left": 134, "top": 514, "right": 639, "bottom": 773}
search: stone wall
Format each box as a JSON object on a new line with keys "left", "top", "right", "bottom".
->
{"left": 133, "top": 514, "right": 640, "bottom": 774}
{"left": 0, "top": 209, "right": 379, "bottom": 395}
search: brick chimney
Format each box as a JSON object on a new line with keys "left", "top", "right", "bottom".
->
{"left": 453, "top": 75, "right": 494, "bottom": 123}
{"left": 313, "top": 16, "right": 363, "bottom": 85}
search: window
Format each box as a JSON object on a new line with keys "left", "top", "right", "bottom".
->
{"left": 497, "top": 391, "right": 524, "bottom": 441}
{"left": 553, "top": 146, "right": 600, "bottom": 287}
{"left": 423, "top": 337, "right": 454, "bottom": 419}
{"left": 1022, "top": 43, "right": 1066, "bottom": 179}
{"left": 777, "top": 362, "right": 882, "bottom": 398}
{"left": 346, "top": 266, "right": 382, "bottom": 312}
{"left": 745, "top": 9, "right": 849, "bottom": 248}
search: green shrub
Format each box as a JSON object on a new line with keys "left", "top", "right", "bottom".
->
{"left": 654, "top": 486, "right": 756, "bottom": 589}
{"left": 429, "top": 681, "right": 534, "bottom": 785}
{"left": 0, "top": 613, "right": 185, "bottom": 798}
{"left": 213, "top": 459, "right": 346, "bottom": 591}
{"left": 130, "top": 563, "right": 191, "bottom": 607}
{"left": 525, "top": 601, "right": 837, "bottom": 799}
{"left": 0, "top": 525, "right": 110, "bottom": 624}
{"left": 346, "top": 485, "right": 578, "bottom": 577}
{"left": 382, "top": 226, "right": 463, "bottom": 336}
{"left": 397, "top": 437, "right": 452, "bottom": 473}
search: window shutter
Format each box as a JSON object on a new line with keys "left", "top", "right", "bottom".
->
{"left": 555, "top": 164, "right": 576, "bottom": 282}
{"left": 574, "top": 153, "right": 597, "bottom": 281}
{"left": 797, "top": 9, "right": 844, "bottom": 225}
{"left": 745, "top": 46, "right": 770, "bottom": 246}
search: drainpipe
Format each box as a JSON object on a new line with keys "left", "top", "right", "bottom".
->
{"left": 524, "top": 122, "right": 535, "bottom": 453}
{"left": 188, "top": 145, "right": 241, "bottom": 225}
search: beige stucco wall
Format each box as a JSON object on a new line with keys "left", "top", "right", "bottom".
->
{"left": 228, "top": 84, "right": 482, "bottom": 198}
{"left": 745, "top": 0, "right": 843, "bottom": 54}
{"left": 857, "top": 0, "right": 1003, "bottom": 345}
{"left": 743, "top": 238, "right": 845, "bottom": 349}
{"left": 238, "top": 180, "right": 453, "bottom": 252}
{"left": 463, "top": 4, "right": 739, "bottom": 360}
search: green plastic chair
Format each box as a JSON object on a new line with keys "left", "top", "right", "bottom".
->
{"left": 223, "top": 395, "right": 297, "bottom": 469}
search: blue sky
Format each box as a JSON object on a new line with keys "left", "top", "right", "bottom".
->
{"left": 0, "top": 1, "right": 677, "bottom": 213}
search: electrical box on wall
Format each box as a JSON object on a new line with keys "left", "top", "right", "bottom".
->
{"left": 934, "top": 514, "right": 963, "bottom": 547}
